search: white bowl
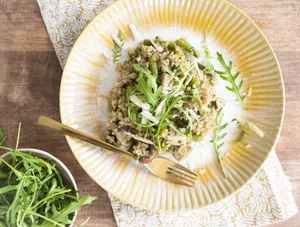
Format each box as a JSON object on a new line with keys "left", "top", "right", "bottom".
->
{"left": 0, "top": 148, "right": 78, "bottom": 226}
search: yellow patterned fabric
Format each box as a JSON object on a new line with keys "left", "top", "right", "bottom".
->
{"left": 36, "top": 0, "right": 298, "bottom": 226}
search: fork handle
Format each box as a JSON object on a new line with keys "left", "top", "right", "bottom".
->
{"left": 38, "top": 116, "right": 135, "bottom": 159}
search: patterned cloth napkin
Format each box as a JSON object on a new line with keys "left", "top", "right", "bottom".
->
{"left": 36, "top": 0, "right": 298, "bottom": 226}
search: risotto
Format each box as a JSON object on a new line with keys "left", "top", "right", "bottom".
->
{"left": 106, "top": 37, "right": 225, "bottom": 161}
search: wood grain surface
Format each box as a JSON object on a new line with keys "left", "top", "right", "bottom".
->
{"left": 0, "top": 0, "right": 299, "bottom": 226}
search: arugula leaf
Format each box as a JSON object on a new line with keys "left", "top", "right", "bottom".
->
{"left": 215, "top": 52, "right": 246, "bottom": 109}
{"left": 203, "top": 30, "right": 214, "bottom": 70}
{"left": 133, "top": 64, "right": 161, "bottom": 106}
{"left": 112, "top": 31, "right": 124, "bottom": 63}
{"left": 0, "top": 129, "right": 97, "bottom": 226}
{"left": 40, "top": 195, "right": 97, "bottom": 227}
{"left": 212, "top": 109, "right": 228, "bottom": 178}
{"left": 0, "top": 129, "right": 5, "bottom": 146}
{"left": 231, "top": 118, "right": 247, "bottom": 143}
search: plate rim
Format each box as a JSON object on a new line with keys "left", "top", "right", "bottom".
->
{"left": 59, "top": 0, "right": 285, "bottom": 212}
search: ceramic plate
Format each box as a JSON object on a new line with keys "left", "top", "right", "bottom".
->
{"left": 60, "top": 0, "right": 284, "bottom": 211}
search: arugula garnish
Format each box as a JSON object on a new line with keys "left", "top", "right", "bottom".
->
{"left": 215, "top": 53, "right": 246, "bottom": 109}
{"left": 203, "top": 30, "right": 214, "bottom": 70}
{"left": 231, "top": 118, "right": 247, "bottom": 143}
{"left": 0, "top": 128, "right": 6, "bottom": 146}
{"left": 0, "top": 126, "right": 97, "bottom": 226}
{"left": 126, "top": 54, "right": 204, "bottom": 151}
{"left": 133, "top": 64, "right": 162, "bottom": 106}
{"left": 112, "top": 31, "right": 124, "bottom": 63}
{"left": 212, "top": 109, "right": 228, "bottom": 178}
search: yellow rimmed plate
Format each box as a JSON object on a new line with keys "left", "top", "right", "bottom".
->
{"left": 60, "top": 0, "right": 284, "bottom": 212}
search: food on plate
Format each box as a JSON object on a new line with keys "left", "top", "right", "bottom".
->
{"left": 105, "top": 27, "right": 264, "bottom": 177}
{"left": 106, "top": 36, "right": 226, "bottom": 161}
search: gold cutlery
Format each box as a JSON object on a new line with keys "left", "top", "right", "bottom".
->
{"left": 38, "top": 116, "right": 197, "bottom": 187}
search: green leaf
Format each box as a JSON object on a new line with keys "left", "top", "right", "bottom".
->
{"left": 112, "top": 31, "right": 124, "bottom": 64}
{"left": 40, "top": 195, "right": 97, "bottom": 227}
{"left": 212, "top": 109, "right": 228, "bottom": 178}
{"left": 133, "top": 64, "right": 161, "bottom": 106}
{"left": 217, "top": 142, "right": 224, "bottom": 150}
{"left": 216, "top": 52, "right": 246, "bottom": 109}
{"left": 203, "top": 30, "right": 214, "bottom": 70}
{"left": 218, "top": 133, "right": 227, "bottom": 140}
{"left": 230, "top": 118, "right": 247, "bottom": 143}
{"left": 0, "top": 185, "right": 18, "bottom": 195}
{"left": 0, "top": 129, "right": 6, "bottom": 146}
{"left": 0, "top": 127, "right": 98, "bottom": 227}
{"left": 219, "top": 75, "right": 228, "bottom": 81}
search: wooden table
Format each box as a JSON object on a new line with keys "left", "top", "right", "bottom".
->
{"left": 0, "top": 0, "right": 299, "bottom": 226}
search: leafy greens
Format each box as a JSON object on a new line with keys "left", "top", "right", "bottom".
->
{"left": 112, "top": 31, "right": 124, "bottom": 63}
{"left": 0, "top": 126, "right": 97, "bottom": 227}
{"left": 231, "top": 118, "right": 247, "bottom": 143}
{"left": 212, "top": 110, "right": 228, "bottom": 178}
{"left": 203, "top": 30, "right": 214, "bottom": 70}
{"left": 215, "top": 52, "right": 246, "bottom": 109}
{"left": 127, "top": 63, "right": 202, "bottom": 151}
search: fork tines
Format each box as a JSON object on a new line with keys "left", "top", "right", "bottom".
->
{"left": 167, "top": 163, "right": 197, "bottom": 187}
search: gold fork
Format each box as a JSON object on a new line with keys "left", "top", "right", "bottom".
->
{"left": 38, "top": 116, "right": 197, "bottom": 187}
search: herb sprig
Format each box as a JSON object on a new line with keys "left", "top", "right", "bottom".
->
{"left": 231, "top": 118, "right": 247, "bottom": 143}
{"left": 215, "top": 52, "right": 246, "bottom": 109}
{"left": 112, "top": 31, "right": 124, "bottom": 63}
{"left": 0, "top": 125, "right": 97, "bottom": 226}
{"left": 212, "top": 109, "right": 228, "bottom": 178}
{"left": 126, "top": 62, "right": 202, "bottom": 150}
{"left": 203, "top": 30, "right": 214, "bottom": 70}
{"left": 133, "top": 64, "right": 162, "bottom": 106}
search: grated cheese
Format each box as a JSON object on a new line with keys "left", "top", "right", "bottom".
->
{"left": 179, "top": 128, "right": 186, "bottom": 133}
{"left": 130, "top": 95, "right": 150, "bottom": 110}
{"left": 247, "top": 87, "right": 252, "bottom": 97}
{"left": 247, "top": 121, "right": 264, "bottom": 137}
{"left": 174, "top": 91, "right": 184, "bottom": 97}
{"left": 141, "top": 110, "right": 159, "bottom": 124}
{"left": 188, "top": 109, "right": 199, "bottom": 120}
{"left": 193, "top": 59, "right": 203, "bottom": 80}
{"left": 161, "top": 65, "right": 179, "bottom": 81}
{"left": 167, "top": 136, "right": 187, "bottom": 141}
{"left": 124, "top": 132, "right": 154, "bottom": 145}
{"left": 112, "top": 34, "right": 123, "bottom": 47}
{"left": 155, "top": 98, "right": 167, "bottom": 119}
{"left": 141, "top": 116, "right": 148, "bottom": 124}
{"left": 128, "top": 23, "right": 140, "bottom": 40}
{"left": 184, "top": 75, "right": 193, "bottom": 86}
{"left": 102, "top": 52, "right": 110, "bottom": 59}
{"left": 150, "top": 39, "right": 163, "bottom": 52}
